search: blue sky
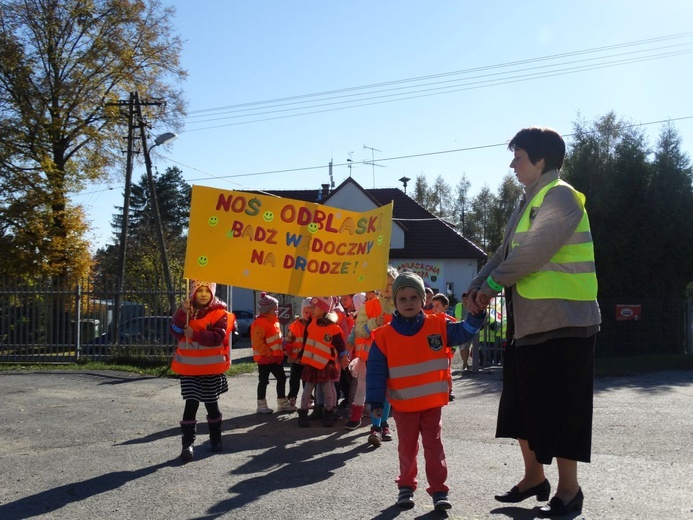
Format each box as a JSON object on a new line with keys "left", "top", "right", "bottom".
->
{"left": 75, "top": 1, "right": 693, "bottom": 251}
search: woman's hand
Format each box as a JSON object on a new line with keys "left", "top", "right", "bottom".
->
{"left": 475, "top": 291, "right": 490, "bottom": 310}
{"left": 465, "top": 289, "right": 481, "bottom": 314}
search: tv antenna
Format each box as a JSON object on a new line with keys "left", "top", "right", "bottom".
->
{"left": 363, "top": 144, "right": 385, "bottom": 188}
{"left": 347, "top": 151, "right": 354, "bottom": 177}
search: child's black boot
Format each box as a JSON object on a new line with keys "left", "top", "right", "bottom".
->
{"left": 180, "top": 420, "right": 197, "bottom": 462}
{"left": 308, "top": 403, "right": 324, "bottom": 420}
{"left": 297, "top": 409, "right": 310, "bottom": 427}
{"left": 207, "top": 414, "right": 222, "bottom": 453}
{"left": 322, "top": 408, "right": 337, "bottom": 427}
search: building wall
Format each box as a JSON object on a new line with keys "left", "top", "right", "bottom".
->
{"left": 390, "top": 258, "right": 479, "bottom": 300}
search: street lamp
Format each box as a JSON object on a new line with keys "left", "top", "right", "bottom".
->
{"left": 142, "top": 131, "right": 178, "bottom": 313}
{"left": 154, "top": 132, "right": 177, "bottom": 147}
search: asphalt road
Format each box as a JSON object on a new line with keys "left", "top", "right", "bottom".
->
{"left": 1, "top": 347, "right": 692, "bottom": 519}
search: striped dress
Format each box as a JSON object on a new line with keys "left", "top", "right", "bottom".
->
{"left": 180, "top": 374, "right": 228, "bottom": 403}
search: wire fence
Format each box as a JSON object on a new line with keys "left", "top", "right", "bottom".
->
{"left": 0, "top": 277, "right": 689, "bottom": 363}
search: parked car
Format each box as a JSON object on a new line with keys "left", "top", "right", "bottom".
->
{"left": 232, "top": 310, "right": 254, "bottom": 336}
{"left": 84, "top": 316, "right": 175, "bottom": 352}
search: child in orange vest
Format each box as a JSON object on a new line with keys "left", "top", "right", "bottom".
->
{"left": 431, "top": 292, "right": 457, "bottom": 401}
{"left": 170, "top": 280, "right": 230, "bottom": 462}
{"left": 283, "top": 297, "right": 312, "bottom": 409}
{"left": 350, "top": 265, "right": 398, "bottom": 444}
{"left": 251, "top": 292, "right": 293, "bottom": 414}
{"left": 366, "top": 270, "right": 485, "bottom": 512}
{"left": 297, "top": 296, "right": 348, "bottom": 428}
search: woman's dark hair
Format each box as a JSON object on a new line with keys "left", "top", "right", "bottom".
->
{"left": 508, "top": 127, "right": 565, "bottom": 173}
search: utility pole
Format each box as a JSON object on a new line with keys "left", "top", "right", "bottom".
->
{"left": 136, "top": 102, "right": 177, "bottom": 314}
{"left": 108, "top": 93, "right": 136, "bottom": 338}
{"left": 363, "top": 144, "right": 384, "bottom": 188}
{"left": 106, "top": 91, "right": 168, "bottom": 336}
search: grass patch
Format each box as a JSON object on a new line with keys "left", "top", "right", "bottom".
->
{"left": 0, "top": 359, "right": 257, "bottom": 378}
{"left": 2, "top": 354, "right": 690, "bottom": 378}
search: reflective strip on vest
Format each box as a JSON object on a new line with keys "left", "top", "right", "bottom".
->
{"left": 301, "top": 337, "right": 334, "bottom": 369}
{"left": 171, "top": 342, "right": 230, "bottom": 376}
{"left": 389, "top": 380, "right": 450, "bottom": 402}
{"left": 511, "top": 179, "right": 597, "bottom": 301}
{"left": 389, "top": 357, "right": 449, "bottom": 379}
{"left": 266, "top": 332, "right": 283, "bottom": 355}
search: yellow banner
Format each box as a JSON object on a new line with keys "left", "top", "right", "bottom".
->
{"left": 184, "top": 186, "right": 393, "bottom": 297}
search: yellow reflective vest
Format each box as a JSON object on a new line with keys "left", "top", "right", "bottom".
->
{"left": 511, "top": 180, "right": 597, "bottom": 301}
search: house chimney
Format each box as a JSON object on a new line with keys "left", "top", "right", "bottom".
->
{"left": 321, "top": 183, "right": 330, "bottom": 200}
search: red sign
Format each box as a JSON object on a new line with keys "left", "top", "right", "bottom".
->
{"left": 615, "top": 304, "right": 642, "bottom": 321}
{"left": 277, "top": 304, "right": 293, "bottom": 325}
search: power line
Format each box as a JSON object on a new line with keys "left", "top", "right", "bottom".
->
{"left": 181, "top": 48, "right": 692, "bottom": 133}
{"left": 72, "top": 115, "right": 693, "bottom": 197}
{"left": 186, "top": 33, "right": 692, "bottom": 117}
{"left": 184, "top": 43, "right": 692, "bottom": 125}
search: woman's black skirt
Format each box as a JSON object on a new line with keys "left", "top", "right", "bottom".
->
{"left": 496, "top": 334, "right": 596, "bottom": 464}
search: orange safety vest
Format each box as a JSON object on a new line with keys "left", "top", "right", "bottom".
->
{"left": 435, "top": 312, "right": 457, "bottom": 358}
{"left": 334, "top": 308, "right": 352, "bottom": 338}
{"left": 171, "top": 308, "right": 230, "bottom": 376}
{"left": 286, "top": 318, "right": 308, "bottom": 362}
{"left": 372, "top": 314, "right": 450, "bottom": 413}
{"left": 226, "top": 312, "right": 237, "bottom": 346}
{"left": 251, "top": 315, "right": 283, "bottom": 362}
{"left": 354, "top": 298, "right": 392, "bottom": 361}
{"left": 301, "top": 320, "right": 343, "bottom": 369}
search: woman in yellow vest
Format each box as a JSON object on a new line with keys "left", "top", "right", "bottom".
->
{"left": 366, "top": 270, "right": 485, "bottom": 511}
{"left": 170, "top": 280, "right": 230, "bottom": 462}
{"left": 466, "top": 127, "right": 601, "bottom": 517}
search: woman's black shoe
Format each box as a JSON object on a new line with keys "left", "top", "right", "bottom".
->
{"left": 538, "top": 488, "right": 583, "bottom": 517}
{"left": 494, "top": 479, "right": 551, "bottom": 503}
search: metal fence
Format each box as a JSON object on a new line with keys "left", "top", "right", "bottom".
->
{"left": 0, "top": 277, "right": 690, "bottom": 363}
{"left": 0, "top": 277, "right": 188, "bottom": 363}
